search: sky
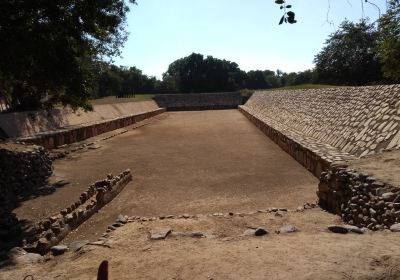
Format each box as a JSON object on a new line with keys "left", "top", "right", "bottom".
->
{"left": 113, "top": 0, "right": 388, "bottom": 78}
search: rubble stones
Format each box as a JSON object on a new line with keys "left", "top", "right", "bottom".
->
{"left": 319, "top": 167, "right": 400, "bottom": 230}
{"left": 10, "top": 170, "right": 132, "bottom": 255}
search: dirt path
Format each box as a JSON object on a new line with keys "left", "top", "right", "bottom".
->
{"left": 14, "top": 110, "right": 318, "bottom": 242}
{"left": 3, "top": 209, "right": 400, "bottom": 280}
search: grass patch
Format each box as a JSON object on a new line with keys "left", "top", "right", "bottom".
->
{"left": 90, "top": 94, "right": 155, "bottom": 105}
{"left": 265, "top": 84, "right": 342, "bottom": 91}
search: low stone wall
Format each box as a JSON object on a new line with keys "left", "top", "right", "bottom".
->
{"left": 18, "top": 108, "right": 165, "bottom": 149}
{"left": 0, "top": 144, "right": 53, "bottom": 253}
{"left": 22, "top": 170, "right": 132, "bottom": 254}
{"left": 153, "top": 92, "right": 242, "bottom": 111}
{"left": 0, "top": 144, "right": 53, "bottom": 207}
{"left": 319, "top": 163, "right": 400, "bottom": 230}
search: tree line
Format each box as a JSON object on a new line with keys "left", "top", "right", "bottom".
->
{"left": 0, "top": 0, "right": 399, "bottom": 112}
{"left": 91, "top": 54, "right": 316, "bottom": 100}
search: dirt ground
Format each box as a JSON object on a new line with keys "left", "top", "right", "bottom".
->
{"left": 349, "top": 149, "right": 400, "bottom": 188}
{"left": 3, "top": 209, "right": 400, "bottom": 280}
{"left": 14, "top": 110, "right": 318, "bottom": 242}
{"left": 5, "top": 110, "right": 400, "bottom": 279}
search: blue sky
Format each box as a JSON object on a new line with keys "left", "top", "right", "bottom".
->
{"left": 114, "top": 0, "right": 387, "bottom": 78}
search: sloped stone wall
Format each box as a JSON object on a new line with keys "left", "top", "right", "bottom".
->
{"left": 154, "top": 92, "right": 242, "bottom": 111}
{"left": 0, "top": 101, "right": 161, "bottom": 138}
{"left": 244, "top": 85, "right": 400, "bottom": 158}
{"left": 17, "top": 108, "right": 165, "bottom": 149}
{"left": 241, "top": 84, "right": 400, "bottom": 229}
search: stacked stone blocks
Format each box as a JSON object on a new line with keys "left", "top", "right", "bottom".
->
{"left": 241, "top": 84, "right": 400, "bottom": 229}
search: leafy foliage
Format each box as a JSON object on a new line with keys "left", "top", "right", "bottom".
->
{"left": 163, "top": 53, "right": 247, "bottom": 93}
{"left": 93, "top": 63, "right": 162, "bottom": 98}
{"left": 0, "top": 0, "right": 136, "bottom": 111}
{"left": 377, "top": 0, "right": 400, "bottom": 82}
{"left": 314, "top": 20, "right": 382, "bottom": 85}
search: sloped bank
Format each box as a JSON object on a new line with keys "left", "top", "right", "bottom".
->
{"left": 0, "top": 101, "right": 166, "bottom": 149}
{"left": 19, "top": 108, "right": 165, "bottom": 149}
{"left": 240, "top": 84, "right": 400, "bottom": 229}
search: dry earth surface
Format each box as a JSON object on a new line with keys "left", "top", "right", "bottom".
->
{"left": 2, "top": 209, "right": 400, "bottom": 279}
{"left": 349, "top": 150, "right": 400, "bottom": 188}
{"left": 14, "top": 110, "right": 318, "bottom": 242}
{"left": 5, "top": 110, "right": 400, "bottom": 279}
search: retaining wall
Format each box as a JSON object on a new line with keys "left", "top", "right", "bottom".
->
{"left": 240, "top": 84, "right": 400, "bottom": 229}
{"left": 18, "top": 108, "right": 165, "bottom": 149}
{"left": 153, "top": 92, "right": 242, "bottom": 111}
{"left": 244, "top": 85, "right": 400, "bottom": 157}
{"left": 0, "top": 101, "right": 161, "bottom": 138}
{"left": 0, "top": 144, "right": 53, "bottom": 253}
{"left": 319, "top": 163, "right": 400, "bottom": 230}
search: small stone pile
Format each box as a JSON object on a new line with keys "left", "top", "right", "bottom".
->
{"left": 319, "top": 162, "right": 400, "bottom": 230}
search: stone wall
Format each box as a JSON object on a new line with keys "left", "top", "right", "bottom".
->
{"left": 0, "top": 144, "right": 53, "bottom": 253}
{"left": 0, "top": 101, "right": 161, "bottom": 138}
{"left": 23, "top": 170, "right": 132, "bottom": 254}
{"left": 17, "top": 108, "right": 165, "bottom": 149}
{"left": 244, "top": 85, "right": 400, "bottom": 157}
{"left": 153, "top": 92, "right": 242, "bottom": 111}
{"left": 239, "top": 107, "right": 355, "bottom": 177}
{"left": 240, "top": 84, "right": 400, "bottom": 229}
{"left": 0, "top": 144, "right": 52, "bottom": 206}
{"left": 319, "top": 163, "right": 400, "bottom": 231}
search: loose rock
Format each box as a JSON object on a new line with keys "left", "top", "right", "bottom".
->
{"left": 150, "top": 228, "right": 172, "bottom": 240}
{"left": 390, "top": 223, "right": 400, "bottom": 232}
{"left": 51, "top": 245, "right": 69, "bottom": 256}
{"left": 328, "top": 225, "right": 349, "bottom": 234}
{"left": 277, "top": 225, "right": 298, "bottom": 234}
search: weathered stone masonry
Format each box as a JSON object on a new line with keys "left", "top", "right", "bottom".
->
{"left": 29, "top": 170, "right": 132, "bottom": 254}
{"left": 154, "top": 92, "right": 243, "bottom": 111}
{"left": 0, "top": 144, "right": 53, "bottom": 253}
{"left": 18, "top": 108, "right": 165, "bottom": 149}
{"left": 319, "top": 163, "right": 400, "bottom": 230}
{"left": 0, "top": 143, "right": 132, "bottom": 254}
{"left": 240, "top": 84, "right": 400, "bottom": 229}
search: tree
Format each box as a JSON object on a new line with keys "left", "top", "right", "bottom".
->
{"left": 163, "top": 53, "right": 246, "bottom": 93}
{"left": 314, "top": 20, "right": 382, "bottom": 85}
{"left": 0, "top": 0, "right": 136, "bottom": 111}
{"left": 377, "top": 0, "right": 400, "bottom": 82}
{"left": 246, "top": 70, "right": 273, "bottom": 89}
